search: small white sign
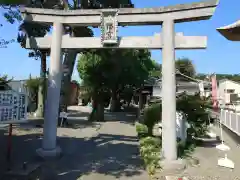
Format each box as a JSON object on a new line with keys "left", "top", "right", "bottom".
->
{"left": 60, "top": 112, "right": 68, "bottom": 118}
{"left": 0, "top": 90, "right": 27, "bottom": 124}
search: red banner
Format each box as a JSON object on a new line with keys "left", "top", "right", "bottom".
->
{"left": 211, "top": 74, "right": 218, "bottom": 112}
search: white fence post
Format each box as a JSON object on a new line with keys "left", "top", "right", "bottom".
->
{"left": 224, "top": 110, "right": 226, "bottom": 125}
{"left": 220, "top": 109, "right": 223, "bottom": 127}
{"left": 236, "top": 112, "right": 239, "bottom": 134}
{"left": 230, "top": 111, "right": 232, "bottom": 129}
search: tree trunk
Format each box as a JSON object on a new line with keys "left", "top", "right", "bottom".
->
{"left": 34, "top": 82, "right": 44, "bottom": 117}
{"left": 110, "top": 90, "right": 118, "bottom": 112}
{"left": 34, "top": 52, "right": 47, "bottom": 117}
{"left": 88, "top": 92, "right": 105, "bottom": 122}
{"left": 96, "top": 101, "right": 104, "bottom": 122}
{"left": 88, "top": 98, "right": 97, "bottom": 122}
{"left": 137, "top": 92, "right": 144, "bottom": 117}
{"left": 60, "top": 50, "right": 78, "bottom": 112}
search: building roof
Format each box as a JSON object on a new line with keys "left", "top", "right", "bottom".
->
{"left": 218, "top": 78, "right": 240, "bottom": 86}
{"left": 217, "top": 20, "right": 240, "bottom": 41}
{"left": 144, "top": 77, "right": 158, "bottom": 86}
{"left": 7, "top": 80, "right": 28, "bottom": 93}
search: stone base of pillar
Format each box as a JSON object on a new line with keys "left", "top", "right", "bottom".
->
{"left": 36, "top": 146, "right": 62, "bottom": 160}
{"left": 160, "top": 159, "right": 186, "bottom": 174}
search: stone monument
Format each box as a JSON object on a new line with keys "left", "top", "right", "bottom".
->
{"left": 20, "top": 0, "right": 218, "bottom": 169}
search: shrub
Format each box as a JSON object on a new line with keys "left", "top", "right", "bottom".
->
{"left": 139, "top": 137, "right": 161, "bottom": 177}
{"left": 177, "top": 93, "right": 209, "bottom": 137}
{"left": 177, "top": 137, "right": 196, "bottom": 158}
{"left": 143, "top": 103, "right": 162, "bottom": 135}
{"left": 142, "top": 93, "right": 210, "bottom": 137}
{"left": 136, "top": 122, "right": 148, "bottom": 138}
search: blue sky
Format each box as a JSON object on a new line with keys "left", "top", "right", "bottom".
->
{"left": 0, "top": 0, "right": 239, "bottom": 81}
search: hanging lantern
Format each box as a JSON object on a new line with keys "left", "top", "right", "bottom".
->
{"left": 100, "top": 9, "right": 118, "bottom": 45}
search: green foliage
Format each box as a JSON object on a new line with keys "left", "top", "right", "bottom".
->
{"left": 135, "top": 122, "right": 148, "bottom": 138}
{"left": 142, "top": 93, "right": 209, "bottom": 138}
{"left": 150, "top": 60, "right": 161, "bottom": 78}
{"left": 77, "top": 49, "right": 155, "bottom": 100}
{"left": 77, "top": 51, "right": 107, "bottom": 92}
{"left": 136, "top": 123, "right": 161, "bottom": 176}
{"left": 148, "top": 58, "right": 196, "bottom": 78}
{"left": 139, "top": 136, "right": 161, "bottom": 177}
{"left": 175, "top": 58, "right": 196, "bottom": 78}
{"left": 0, "top": 75, "right": 12, "bottom": 84}
{"left": 0, "top": 23, "right": 14, "bottom": 48}
{"left": 25, "top": 76, "right": 40, "bottom": 103}
{"left": 177, "top": 137, "right": 196, "bottom": 158}
{"left": 143, "top": 103, "right": 162, "bottom": 135}
{"left": 0, "top": 75, "right": 12, "bottom": 90}
{"left": 177, "top": 93, "right": 209, "bottom": 137}
{"left": 150, "top": 70, "right": 161, "bottom": 78}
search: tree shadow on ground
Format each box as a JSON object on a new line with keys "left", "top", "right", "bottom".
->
{"left": 194, "top": 137, "right": 222, "bottom": 148}
{"left": 58, "top": 133, "right": 144, "bottom": 179}
{"left": 64, "top": 107, "right": 137, "bottom": 127}
{"left": 0, "top": 128, "right": 146, "bottom": 180}
{"left": 104, "top": 111, "right": 137, "bottom": 125}
{"left": 65, "top": 119, "right": 102, "bottom": 130}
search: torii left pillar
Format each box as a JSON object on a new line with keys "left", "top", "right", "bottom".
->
{"left": 36, "top": 22, "right": 63, "bottom": 158}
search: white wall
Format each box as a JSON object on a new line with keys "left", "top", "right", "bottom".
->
{"left": 153, "top": 85, "right": 161, "bottom": 97}
{"left": 218, "top": 79, "right": 240, "bottom": 106}
{"left": 152, "top": 81, "right": 199, "bottom": 97}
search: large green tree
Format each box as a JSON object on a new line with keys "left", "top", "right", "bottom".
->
{"left": 77, "top": 49, "right": 154, "bottom": 121}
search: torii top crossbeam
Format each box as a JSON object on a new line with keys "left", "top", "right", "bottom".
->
{"left": 20, "top": 0, "right": 218, "bottom": 26}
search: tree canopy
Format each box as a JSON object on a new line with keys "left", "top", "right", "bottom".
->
{"left": 175, "top": 58, "right": 196, "bottom": 77}
{"left": 148, "top": 57, "right": 196, "bottom": 79}
{"left": 78, "top": 49, "right": 154, "bottom": 93}
{"left": 77, "top": 49, "right": 155, "bottom": 115}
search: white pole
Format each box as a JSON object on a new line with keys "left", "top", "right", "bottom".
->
{"left": 37, "top": 21, "right": 63, "bottom": 158}
{"left": 161, "top": 19, "right": 177, "bottom": 161}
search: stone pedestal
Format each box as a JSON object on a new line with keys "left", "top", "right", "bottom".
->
{"left": 160, "top": 159, "right": 186, "bottom": 174}
{"left": 36, "top": 146, "right": 62, "bottom": 159}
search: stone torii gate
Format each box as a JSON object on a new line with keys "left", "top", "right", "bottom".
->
{"left": 20, "top": 0, "right": 218, "bottom": 167}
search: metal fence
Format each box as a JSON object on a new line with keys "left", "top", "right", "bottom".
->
{"left": 220, "top": 109, "right": 240, "bottom": 136}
